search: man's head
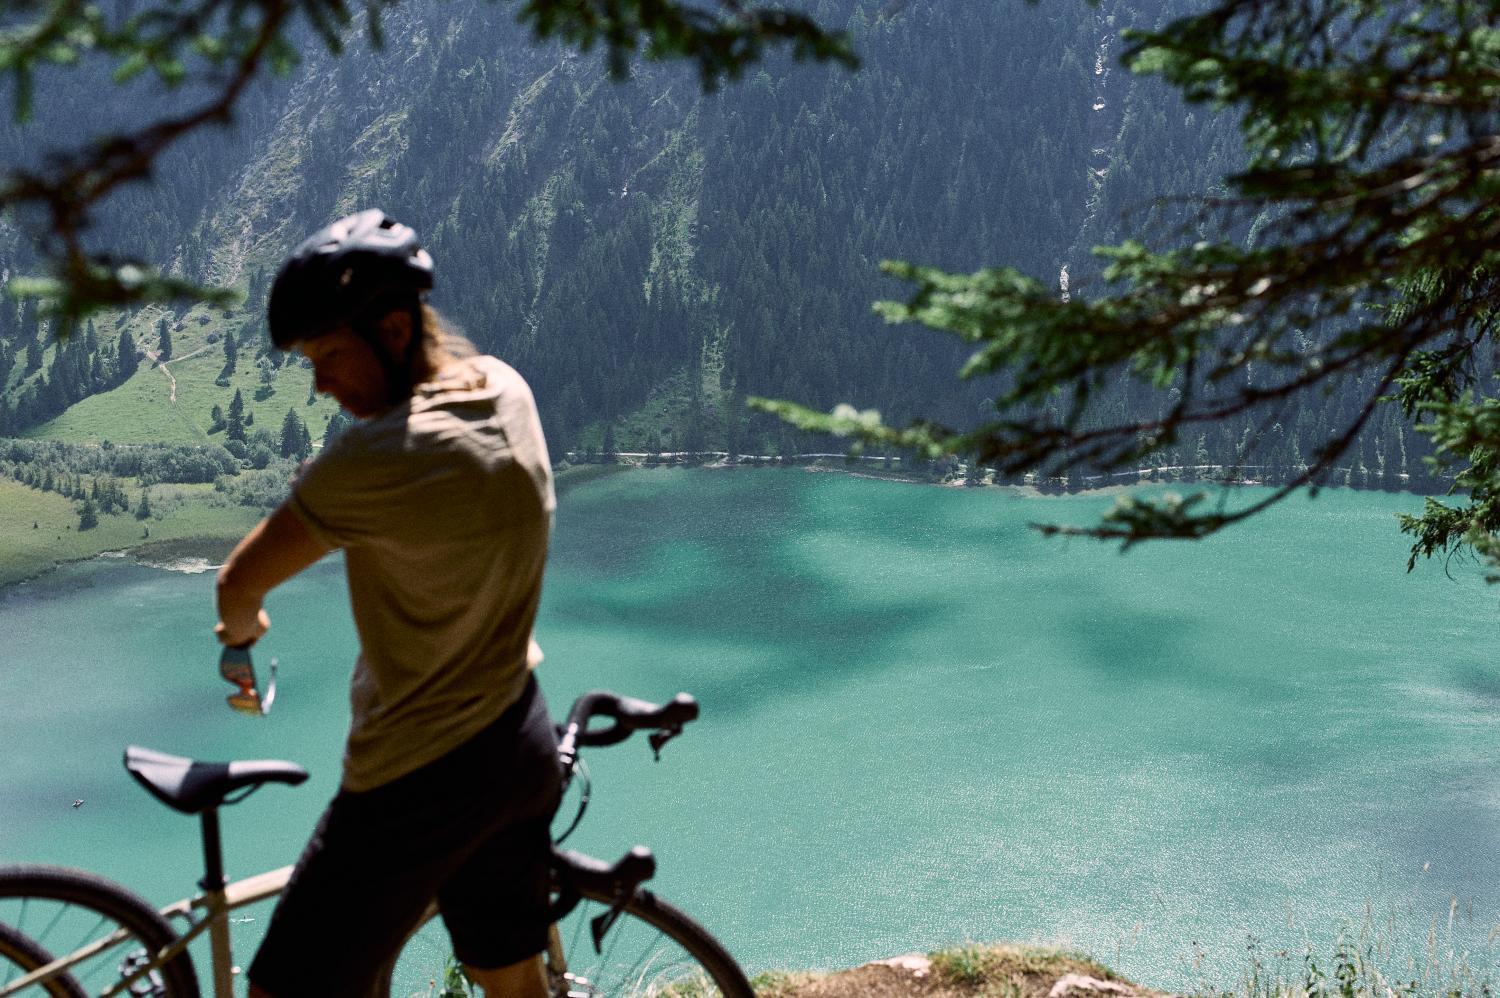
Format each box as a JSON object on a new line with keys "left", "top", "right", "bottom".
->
{"left": 297, "top": 316, "right": 413, "bottom": 419}
{"left": 268, "top": 210, "right": 435, "bottom": 412}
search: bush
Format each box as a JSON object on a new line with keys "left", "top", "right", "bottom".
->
{"left": 223, "top": 465, "right": 293, "bottom": 508}
{"left": 135, "top": 445, "right": 239, "bottom": 484}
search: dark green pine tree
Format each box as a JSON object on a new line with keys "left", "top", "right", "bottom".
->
{"left": 157, "top": 319, "right": 172, "bottom": 362}
{"left": 279, "top": 407, "right": 311, "bottom": 459}
{"left": 324, "top": 409, "right": 353, "bottom": 445}
{"left": 226, "top": 388, "right": 246, "bottom": 442}
{"left": 116, "top": 328, "right": 138, "bottom": 381}
{"left": 221, "top": 328, "right": 237, "bottom": 377}
{"left": 24, "top": 331, "right": 42, "bottom": 374}
{"left": 77, "top": 498, "right": 98, "bottom": 531}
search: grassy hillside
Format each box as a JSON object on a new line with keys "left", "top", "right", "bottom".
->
{"left": 23, "top": 305, "right": 338, "bottom": 447}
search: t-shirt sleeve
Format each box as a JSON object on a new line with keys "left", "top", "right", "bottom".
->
{"left": 290, "top": 420, "right": 483, "bottom": 549}
{"left": 287, "top": 431, "right": 386, "bottom": 549}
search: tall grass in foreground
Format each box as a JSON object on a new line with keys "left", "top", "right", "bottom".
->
{"left": 1201, "top": 900, "right": 1498, "bottom": 998}
{"left": 399, "top": 901, "right": 1500, "bottom": 997}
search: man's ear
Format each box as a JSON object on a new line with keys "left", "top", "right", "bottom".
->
{"left": 375, "top": 309, "right": 413, "bottom": 357}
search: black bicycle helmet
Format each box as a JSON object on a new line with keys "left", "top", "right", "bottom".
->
{"left": 267, "top": 209, "right": 434, "bottom": 349}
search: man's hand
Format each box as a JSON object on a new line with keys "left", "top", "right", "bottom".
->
{"left": 215, "top": 608, "right": 270, "bottom": 648}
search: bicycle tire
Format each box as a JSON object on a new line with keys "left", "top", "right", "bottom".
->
{"left": 380, "top": 883, "right": 754, "bottom": 998}
{"left": 0, "top": 923, "right": 88, "bottom": 998}
{"left": 0, "top": 865, "right": 199, "bottom": 998}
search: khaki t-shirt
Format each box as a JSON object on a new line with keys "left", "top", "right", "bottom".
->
{"left": 289, "top": 355, "right": 554, "bottom": 792}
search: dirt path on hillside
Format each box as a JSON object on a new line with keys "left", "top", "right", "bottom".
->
{"left": 146, "top": 344, "right": 212, "bottom": 403}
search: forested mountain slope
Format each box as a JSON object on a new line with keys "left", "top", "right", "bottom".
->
{"left": 0, "top": 0, "right": 1430, "bottom": 488}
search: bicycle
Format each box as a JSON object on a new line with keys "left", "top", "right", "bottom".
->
{"left": 0, "top": 683, "right": 755, "bottom": 998}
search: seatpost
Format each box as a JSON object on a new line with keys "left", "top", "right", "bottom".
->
{"left": 198, "top": 808, "right": 226, "bottom": 892}
{"left": 198, "top": 808, "right": 237, "bottom": 998}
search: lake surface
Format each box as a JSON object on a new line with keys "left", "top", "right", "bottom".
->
{"left": 3, "top": 469, "right": 1498, "bottom": 992}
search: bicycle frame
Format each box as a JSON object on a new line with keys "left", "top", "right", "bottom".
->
{"left": 0, "top": 865, "right": 292, "bottom": 998}
{"left": 1, "top": 863, "right": 583, "bottom": 998}
{"left": 3, "top": 691, "right": 701, "bottom": 998}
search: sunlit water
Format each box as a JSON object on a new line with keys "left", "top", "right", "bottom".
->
{"left": 3, "top": 469, "right": 1498, "bottom": 992}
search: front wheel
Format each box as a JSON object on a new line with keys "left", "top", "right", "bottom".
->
{"left": 382, "top": 885, "right": 754, "bottom": 998}
{"left": 0, "top": 866, "right": 199, "bottom": 998}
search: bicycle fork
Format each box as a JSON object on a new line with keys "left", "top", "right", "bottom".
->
{"left": 545, "top": 924, "right": 576, "bottom": 995}
{"left": 544, "top": 847, "right": 655, "bottom": 998}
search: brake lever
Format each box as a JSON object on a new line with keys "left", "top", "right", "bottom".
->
{"left": 590, "top": 894, "right": 631, "bottom": 953}
{"left": 647, "top": 725, "right": 683, "bottom": 762}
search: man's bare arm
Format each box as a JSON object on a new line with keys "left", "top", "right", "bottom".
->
{"left": 216, "top": 502, "right": 331, "bottom": 646}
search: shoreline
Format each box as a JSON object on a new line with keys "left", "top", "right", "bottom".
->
{"left": 128, "top": 535, "right": 237, "bottom": 574}
{"left": 562, "top": 453, "right": 1434, "bottom": 501}
{"left": 1, "top": 459, "right": 1433, "bottom": 596}
{"left": 0, "top": 534, "right": 241, "bottom": 597}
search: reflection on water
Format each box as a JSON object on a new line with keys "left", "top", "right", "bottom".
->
{"left": 2, "top": 470, "right": 1497, "bottom": 990}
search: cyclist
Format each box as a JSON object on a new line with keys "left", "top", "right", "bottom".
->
{"left": 213, "top": 209, "right": 560, "bottom": 998}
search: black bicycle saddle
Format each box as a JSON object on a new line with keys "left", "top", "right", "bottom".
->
{"left": 124, "top": 746, "right": 308, "bottom": 814}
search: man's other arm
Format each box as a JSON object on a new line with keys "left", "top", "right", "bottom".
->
{"left": 216, "top": 502, "right": 331, "bottom": 646}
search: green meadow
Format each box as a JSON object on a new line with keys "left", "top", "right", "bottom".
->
{"left": 0, "top": 477, "right": 263, "bottom": 587}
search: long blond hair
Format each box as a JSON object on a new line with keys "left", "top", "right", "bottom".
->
{"left": 417, "top": 302, "right": 476, "bottom": 377}
{"left": 370, "top": 300, "right": 476, "bottom": 390}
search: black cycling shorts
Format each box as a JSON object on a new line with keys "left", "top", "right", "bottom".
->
{"left": 248, "top": 676, "right": 562, "bottom": 997}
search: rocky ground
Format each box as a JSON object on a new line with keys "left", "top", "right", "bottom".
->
{"left": 753, "top": 945, "right": 1170, "bottom": 998}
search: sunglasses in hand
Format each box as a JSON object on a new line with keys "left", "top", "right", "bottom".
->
{"left": 219, "top": 645, "right": 278, "bottom": 717}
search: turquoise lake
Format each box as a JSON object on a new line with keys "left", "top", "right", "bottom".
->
{"left": 2, "top": 469, "right": 1498, "bottom": 991}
